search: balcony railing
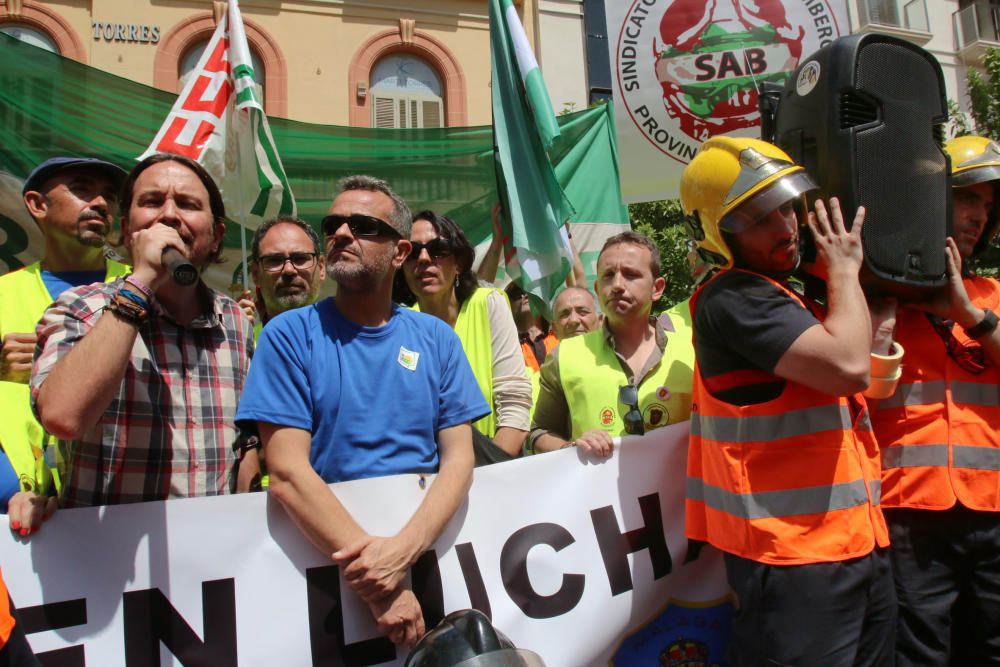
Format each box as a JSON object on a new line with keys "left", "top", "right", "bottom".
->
{"left": 857, "top": 0, "right": 930, "bottom": 32}
{"left": 955, "top": 1, "right": 1000, "bottom": 51}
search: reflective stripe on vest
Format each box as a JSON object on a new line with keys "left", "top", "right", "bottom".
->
{"left": 871, "top": 276, "right": 1000, "bottom": 511}
{"left": 0, "top": 260, "right": 129, "bottom": 494}
{"left": 687, "top": 477, "right": 879, "bottom": 520}
{"left": 876, "top": 380, "right": 946, "bottom": 409}
{"left": 690, "top": 403, "right": 854, "bottom": 442}
{"left": 556, "top": 309, "right": 694, "bottom": 439}
{"left": 685, "top": 269, "right": 888, "bottom": 565}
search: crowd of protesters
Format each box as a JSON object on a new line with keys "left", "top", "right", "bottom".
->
{"left": 0, "top": 136, "right": 997, "bottom": 665}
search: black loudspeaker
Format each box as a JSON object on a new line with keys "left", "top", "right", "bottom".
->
{"left": 762, "top": 33, "right": 950, "bottom": 292}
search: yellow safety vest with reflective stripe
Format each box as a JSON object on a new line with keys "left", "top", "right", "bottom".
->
{"left": 556, "top": 307, "right": 695, "bottom": 440}
{"left": 0, "top": 260, "right": 129, "bottom": 494}
{"left": 685, "top": 270, "right": 889, "bottom": 565}
{"left": 872, "top": 275, "right": 1000, "bottom": 511}
{"left": 416, "top": 288, "right": 499, "bottom": 437}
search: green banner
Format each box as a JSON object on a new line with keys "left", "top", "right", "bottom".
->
{"left": 0, "top": 33, "right": 628, "bottom": 296}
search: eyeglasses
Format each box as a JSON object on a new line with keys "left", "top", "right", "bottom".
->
{"left": 256, "top": 252, "right": 318, "bottom": 273}
{"left": 618, "top": 384, "right": 645, "bottom": 436}
{"left": 322, "top": 214, "right": 401, "bottom": 239}
{"left": 928, "top": 315, "right": 987, "bottom": 375}
{"left": 405, "top": 238, "right": 454, "bottom": 262}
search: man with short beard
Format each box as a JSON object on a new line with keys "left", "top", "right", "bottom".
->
{"left": 0, "top": 157, "right": 128, "bottom": 518}
{"left": 249, "top": 215, "right": 325, "bottom": 327}
{"left": 231, "top": 216, "right": 326, "bottom": 491}
{"left": 236, "top": 175, "right": 487, "bottom": 649}
{"left": 17, "top": 153, "right": 254, "bottom": 529}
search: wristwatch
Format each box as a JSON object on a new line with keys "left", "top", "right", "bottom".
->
{"left": 964, "top": 308, "right": 999, "bottom": 339}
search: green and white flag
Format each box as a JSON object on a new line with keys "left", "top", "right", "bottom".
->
{"left": 490, "top": 0, "right": 575, "bottom": 315}
{"left": 498, "top": 0, "right": 560, "bottom": 151}
{"left": 140, "top": 0, "right": 294, "bottom": 231}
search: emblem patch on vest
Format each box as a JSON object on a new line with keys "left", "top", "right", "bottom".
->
{"left": 397, "top": 346, "right": 419, "bottom": 371}
{"left": 656, "top": 386, "right": 671, "bottom": 401}
{"left": 600, "top": 407, "right": 616, "bottom": 426}
{"left": 644, "top": 403, "right": 669, "bottom": 428}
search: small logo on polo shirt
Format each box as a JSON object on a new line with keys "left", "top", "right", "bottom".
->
{"left": 398, "top": 346, "right": 419, "bottom": 371}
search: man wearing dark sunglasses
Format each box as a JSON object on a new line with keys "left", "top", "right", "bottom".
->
{"left": 871, "top": 136, "right": 1000, "bottom": 666}
{"left": 235, "top": 175, "right": 488, "bottom": 650}
{"left": 528, "top": 231, "right": 695, "bottom": 457}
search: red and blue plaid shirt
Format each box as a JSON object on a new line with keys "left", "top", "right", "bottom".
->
{"left": 30, "top": 279, "right": 254, "bottom": 507}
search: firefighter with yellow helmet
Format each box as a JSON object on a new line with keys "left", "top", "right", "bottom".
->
{"left": 870, "top": 135, "right": 1000, "bottom": 665}
{"left": 681, "top": 136, "right": 899, "bottom": 666}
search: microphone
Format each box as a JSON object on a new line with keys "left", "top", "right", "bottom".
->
{"left": 162, "top": 248, "right": 198, "bottom": 286}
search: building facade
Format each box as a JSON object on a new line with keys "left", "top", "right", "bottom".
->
{"left": 0, "top": 0, "right": 594, "bottom": 128}
{"left": 2, "top": 0, "right": 996, "bottom": 129}
{"left": 847, "top": 0, "right": 1000, "bottom": 115}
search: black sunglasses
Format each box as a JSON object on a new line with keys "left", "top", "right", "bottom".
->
{"left": 322, "top": 214, "right": 401, "bottom": 239}
{"left": 405, "top": 238, "right": 454, "bottom": 262}
{"left": 928, "top": 315, "right": 987, "bottom": 375}
{"left": 618, "top": 384, "right": 645, "bottom": 436}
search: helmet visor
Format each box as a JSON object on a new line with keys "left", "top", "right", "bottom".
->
{"left": 953, "top": 164, "right": 1000, "bottom": 188}
{"left": 719, "top": 171, "right": 818, "bottom": 234}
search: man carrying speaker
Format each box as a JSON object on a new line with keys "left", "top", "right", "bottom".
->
{"left": 681, "top": 136, "right": 900, "bottom": 666}
{"left": 15, "top": 153, "right": 253, "bottom": 525}
{"left": 869, "top": 135, "right": 1000, "bottom": 665}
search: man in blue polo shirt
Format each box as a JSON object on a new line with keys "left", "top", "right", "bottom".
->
{"left": 236, "top": 175, "right": 487, "bottom": 649}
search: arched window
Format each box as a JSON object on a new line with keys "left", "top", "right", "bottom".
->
{"left": 370, "top": 54, "right": 444, "bottom": 129}
{"left": 179, "top": 40, "right": 265, "bottom": 108}
{"left": 0, "top": 24, "right": 58, "bottom": 53}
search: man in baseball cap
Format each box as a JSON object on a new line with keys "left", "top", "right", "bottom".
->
{"left": 0, "top": 155, "right": 128, "bottom": 524}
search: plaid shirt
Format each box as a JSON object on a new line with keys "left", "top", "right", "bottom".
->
{"left": 30, "top": 279, "right": 253, "bottom": 507}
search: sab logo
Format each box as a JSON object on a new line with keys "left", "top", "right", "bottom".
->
{"left": 615, "top": 0, "right": 842, "bottom": 163}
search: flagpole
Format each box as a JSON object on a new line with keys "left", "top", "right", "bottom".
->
{"left": 235, "top": 111, "right": 249, "bottom": 291}
{"left": 226, "top": 0, "right": 250, "bottom": 292}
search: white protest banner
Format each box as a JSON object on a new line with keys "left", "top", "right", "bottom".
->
{"left": 604, "top": 0, "right": 849, "bottom": 203}
{"left": 0, "top": 422, "right": 731, "bottom": 666}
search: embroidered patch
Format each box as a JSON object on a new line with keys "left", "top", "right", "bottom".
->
{"left": 398, "top": 346, "right": 419, "bottom": 371}
{"left": 600, "top": 407, "right": 616, "bottom": 426}
{"left": 644, "top": 403, "right": 669, "bottom": 428}
{"left": 656, "top": 386, "right": 671, "bottom": 401}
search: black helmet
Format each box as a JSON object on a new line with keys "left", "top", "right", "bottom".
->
{"left": 404, "top": 609, "right": 545, "bottom": 667}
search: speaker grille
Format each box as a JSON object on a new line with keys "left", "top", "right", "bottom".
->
{"left": 840, "top": 92, "right": 878, "bottom": 128}
{"left": 854, "top": 41, "right": 947, "bottom": 281}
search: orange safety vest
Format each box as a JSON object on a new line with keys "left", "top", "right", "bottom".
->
{"left": 0, "top": 570, "right": 14, "bottom": 647}
{"left": 872, "top": 275, "right": 1000, "bottom": 511}
{"left": 520, "top": 331, "right": 559, "bottom": 372}
{"left": 686, "top": 270, "right": 889, "bottom": 565}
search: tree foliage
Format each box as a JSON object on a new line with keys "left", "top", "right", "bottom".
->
{"left": 628, "top": 199, "right": 696, "bottom": 309}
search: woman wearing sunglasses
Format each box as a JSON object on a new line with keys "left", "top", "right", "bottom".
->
{"left": 396, "top": 211, "right": 532, "bottom": 459}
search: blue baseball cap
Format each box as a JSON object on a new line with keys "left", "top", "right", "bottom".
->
{"left": 21, "top": 156, "right": 128, "bottom": 196}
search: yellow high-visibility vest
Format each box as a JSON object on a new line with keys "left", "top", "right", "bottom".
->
{"left": 556, "top": 306, "right": 695, "bottom": 440}
{"left": 0, "top": 260, "right": 129, "bottom": 494}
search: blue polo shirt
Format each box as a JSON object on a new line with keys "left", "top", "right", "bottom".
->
{"left": 236, "top": 298, "right": 489, "bottom": 483}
